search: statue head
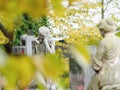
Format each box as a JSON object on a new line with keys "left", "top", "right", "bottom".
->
{"left": 98, "top": 18, "right": 116, "bottom": 37}
{"left": 38, "top": 26, "right": 50, "bottom": 36}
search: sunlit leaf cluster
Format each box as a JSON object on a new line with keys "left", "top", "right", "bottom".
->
{"left": 0, "top": 56, "right": 36, "bottom": 90}
{"left": 49, "top": 1, "right": 102, "bottom": 46}
{"left": 0, "top": 51, "right": 68, "bottom": 89}
{"left": 66, "top": 27, "right": 102, "bottom": 45}
{"left": 0, "top": 0, "right": 62, "bottom": 32}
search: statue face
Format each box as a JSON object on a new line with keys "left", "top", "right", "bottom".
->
{"left": 98, "top": 21, "right": 106, "bottom": 37}
{"left": 98, "top": 20, "right": 105, "bottom": 31}
{"left": 99, "top": 29, "right": 106, "bottom": 37}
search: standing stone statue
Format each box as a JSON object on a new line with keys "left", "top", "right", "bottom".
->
{"left": 88, "top": 18, "right": 120, "bottom": 90}
{"left": 36, "top": 26, "right": 55, "bottom": 54}
{"left": 35, "top": 26, "right": 56, "bottom": 90}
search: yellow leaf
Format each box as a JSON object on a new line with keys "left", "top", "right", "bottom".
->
{"left": 18, "top": 0, "right": 48, "bottom": 17}
{"left": 70, "top": 42, "right": 90, "bottom": 69}
{"left": 69, "top": 0, "right": 77, "bottom": 5}
{"left": 34, "top": 53, "right": 65, "bottom": 80}
{"left": 0, "top": 56, "right": 36, "bottom": 89}
{"left": 0, "top": 0, "right": 48, "bottom": 18}
{"left": 50, "top": 0, "right": 66, "bottom": 17}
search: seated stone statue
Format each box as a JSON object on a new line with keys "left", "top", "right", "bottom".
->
{"left": 88, "top": 18, "right": 120, "bottom": 90}
{"left": 35, "top": 26, "right": 55, "bottom": 54}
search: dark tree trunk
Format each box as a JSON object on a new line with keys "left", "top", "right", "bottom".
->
{"left": 101, "top": 0, "right": 104, "bottom": 19}
{"left": 0, "top": 22, "right": 13, "bottom": 54}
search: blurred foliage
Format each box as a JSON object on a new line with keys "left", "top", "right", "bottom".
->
{"left": 69, "top": 42, "right": 91, "bottom": 69}
{"left": 13, "top": 14, "right": 49, "bottom": 45}
{"left": 69, "top": 0, "right": 77, "bottom": 5}
{"left": 66, "top": 27, "right": 102, "bottom": 45}
{"left": 115, "top": 31, "right": 120, "bottom": 37}
{"left": 0, "top": 0, "right": 68, "bottom": 32}
{"left": 74, "top": 43, "right": 90, "bottom": 64}
{"left": 116, "top": 32, "right": 120, "bottom": 37}
{"left": 0, "top": 52, "right": 68, "bottom": 89}
{"left": 0, "top": 0, "right": 48, "bottom": 18}
{"left": 0, "top": 13, "right": 15, "bottom": 32}
{"left": 49, "top": 1, "right": 102, "bottom": 47}
{"left": 37, "top": 82, "right": 46, "bottom": 90}
{"left": 0, "top": 55, "right": 36, "bottom": 90}
{"left": 34, "top": 53, "right": 68, "bottom": 80}
{"left": 57, "top": 71, "right": 70, "bottom": 89}
{"left": 50, "top": 0, "right": 66, "bottom": 17}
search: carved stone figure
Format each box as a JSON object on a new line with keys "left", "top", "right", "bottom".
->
{"left": 35, "top": 26, "right": 55, "bottom": 54}
{"left": 35, "top": 26, "right": 56, "bottom": 90}
{"left": 88, "top": 18, "right": 120, "bottom": 90}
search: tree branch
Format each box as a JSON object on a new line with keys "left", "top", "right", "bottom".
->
{"left": 101, "top": 0, "right": 104, "bottom": 19}
{"left": 0, "top": 23, "right": 9, "bottom": 37}
{"left": 0, "top": 22, "right": 12, "bottom": 54}
{"left": 104, "top": 0, "right": 113, "bottom": 12}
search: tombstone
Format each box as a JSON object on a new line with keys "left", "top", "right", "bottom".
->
{"left": 70, "top": 58, "right": 84, "bottom": 90}
{"left": 12, "top": 32, "right": 36, "bottom": 56}
{"left": 25, "top": 35, "right": 35, "bottom": 56}
{"left": 70, "top": 45, "right": 96, "bottom": 90}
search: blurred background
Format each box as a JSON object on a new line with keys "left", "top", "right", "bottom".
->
{"left": 0, "top": 0, "right": 120, "bottom": 90}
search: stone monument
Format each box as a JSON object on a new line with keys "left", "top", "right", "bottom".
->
{"left": 88, "top": 18, "right": 120, "bottom": 90}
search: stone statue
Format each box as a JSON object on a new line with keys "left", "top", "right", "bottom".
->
{"left": 88, "top": 18, "right": 120, "bottom": 90}
{"left": 35, "top": 26, "right": 56, "bottom": 90}
{"left": 35, "top": 26, "right": 55, "bottom": 54}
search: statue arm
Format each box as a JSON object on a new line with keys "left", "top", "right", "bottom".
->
{"left": 44, "top": 37, "right": 54, "bottom": 54}
{"left": 51, "top": 39, "right": 55, "bottom": 53}
{"left": 92, "top": 41, "right": 105, "bottom": 72}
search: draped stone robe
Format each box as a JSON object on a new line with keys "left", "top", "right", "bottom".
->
{"left": 88, "top": 33, "right": 120, "bottom": 90}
